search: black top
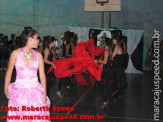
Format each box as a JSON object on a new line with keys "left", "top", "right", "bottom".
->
{"left": 113, "top": 54, "right": 124, "bottom": 68}
{"left": 65, "top": 44, "right": 72, "bottom": 58}
{"left": 68, "top": 45, "right": 72, "bottom": 55}
{"left": 102, "top": 54, "right": 124, "bottom": 80}
{"left": 62, "top": 43, "right": 66, "bottom": 57}
{"left": 43, "top": 48, "right": 53, "bottom": 74}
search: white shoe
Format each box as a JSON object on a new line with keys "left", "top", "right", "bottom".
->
{"left": 56, "top": 91, "right": 62, "bottom": 98}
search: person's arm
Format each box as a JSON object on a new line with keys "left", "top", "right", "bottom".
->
{"left": 66, "top": 44, "right": 73, "bottom": 57}
{"left": 4, "top": 50, "right": 17, "bottom": 99}
{"left": 38, "top": 52, "right": 47, "bottom": 103}
{"left": 112, "top": 46, "right": 119, "bottom": 59}
{"left": 98, "top": 51, "right": 109, "bottom": 64}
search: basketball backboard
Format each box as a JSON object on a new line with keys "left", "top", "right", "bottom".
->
{"left": 84, "top": 0, "right": 121, "bottom": 11}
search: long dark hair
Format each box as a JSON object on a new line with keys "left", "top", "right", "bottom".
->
{"left": 105, "top": 38, "right": 112, "bottom": 47}
{"left": 120, "top": 35, "right": 127, "bottom": 53}
{"left": 20, "top": 29, "right": 37, "bottom": 47}
{"left": 45, "top": 36, "right": 54, "bottom": 48}
{"left": 66, "top": 32, "right": 74, "bottom": 45}
{"left": 111, "top": 35, "right": 121, "bottom": 45}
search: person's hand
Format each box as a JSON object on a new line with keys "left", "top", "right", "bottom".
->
{"left": 100, "top": 64, "right": 103, "bottom": 68}
{"left": 51, "top": 63, "right": 56, "bottom": 69}
{"left": 43, "top": 94, "right": 47, "bottom": 104}
{"left": 94, "top": 60, "right": 98, "bottom": 62}
{"left": 4, "top": 89, "right": 9, "bottom": 99}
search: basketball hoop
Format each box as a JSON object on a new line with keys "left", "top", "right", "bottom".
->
{"left": 100, "top": 3, "right": 104, "bottom": 6}
{"left": 96, "top": 0, "right": 108, "bottom": 7}
{"left": 96, "top": 3, "right": 107, "bottom": 8}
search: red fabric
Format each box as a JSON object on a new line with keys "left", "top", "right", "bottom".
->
{"left": 47, "top": 39, "right": 104, "bottom": 86}
{"left": 76, "top": 74, "right": 90, "bottom": 86}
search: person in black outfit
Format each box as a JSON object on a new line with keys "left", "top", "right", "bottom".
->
{"left": 52, "top": 32, "right": 76, "bottom": 98}
{"left": 111, "top": 35, "right": 125, "bottom": 98}
{"left": 65, "top": 32, "right": 76, "bottom": 89}
{"left": 58, "top": 32, "right": 76, "bottom": 94}
{"left": 120, "top": 35, "right": 128, "bottom": 85}
{"left": 120, "top": 35, "right": 128, "bottom": 69}
{"left": 99, "top": 35, "right": 125, "bottom": 109}
{"left": 43, "top": 36, "right": 56, "bottom": 97}
{"left": 95, "top": 38, "right": 113, "bottom": 108}
{"left": 54, "top": 34, "right": 67, "bottom": 98}
{"left": 3, "top": 35, "right": 10, "bottom": 70}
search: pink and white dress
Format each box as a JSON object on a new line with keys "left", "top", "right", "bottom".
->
{"left": 7, "top": 48, "right": 50, "bottom": 122}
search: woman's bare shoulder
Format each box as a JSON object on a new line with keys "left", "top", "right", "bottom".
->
{"left": 11, "top": 48, "right": 21, "bottom": 56}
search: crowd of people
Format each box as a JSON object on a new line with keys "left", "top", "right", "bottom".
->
{"left": 43, "top": 31, "right": 77, "bottom": 98}
{"left": 0, "top": 33, "right": 18, "bottom": 70}
{"left": 4, "top": 28, "right": 162, "bottom": 121}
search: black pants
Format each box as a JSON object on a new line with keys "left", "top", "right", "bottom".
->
{"left": 64, "top": 77, "right": 72, "bottom": 86}
{"left": 101, "top": 78, "right": 113, "bottom": 101}
{"left": 112, "top": 67, "right": 124, "bottom": 91}
{"left": 46, "top": 70, "right": 55, "bottom": 97}
{"left": 46, "top": 76, "right": 55, "bottom": 97}
{"left": 58, "top": 78, "right": 64, "bottom": 91}
{"left": 57, "top": 77, "right": 73, "bottom": 91}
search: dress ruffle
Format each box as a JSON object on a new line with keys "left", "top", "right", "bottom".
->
{"left": 8, "top": 83, "right": 50, "bottom": 122}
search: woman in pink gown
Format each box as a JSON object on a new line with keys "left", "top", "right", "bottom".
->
{"left": 4, "top": 29, "right": 50, "bottom": 122}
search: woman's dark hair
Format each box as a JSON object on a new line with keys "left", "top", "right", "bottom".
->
{"left": 92, "top": 35, "right": 97, "bottom": 46}
{"left": 45, "top": 36, "right": 54, "bottom": 48}
{"left": 105, "top": 38, "right": 112, "bottom": 47}
{"left": 73, "top": 34, "right": 78, "bottom": 46}
{"left": 120, "top": 35, "right": 127, "bottom": 53}
{"left": 38, "top": 36, "right": 41, "bottom": 40}
{"left": 111, "top": 34, "right": 121, "bottom": 44}
{"left": 120, "top": 35, "right": 127, "bottom": 44}
{"left": 66, "top": 32, "right": 74, "bottom": 45}
{"left": 51, "top": 36, "right": 56, "bottom": 42}
{"left": 20, "top": 29, "right": 37, "bottom": 47}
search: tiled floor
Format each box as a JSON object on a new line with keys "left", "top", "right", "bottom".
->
{"left": 0, "top": 70, "right": 163, "bottom": 122}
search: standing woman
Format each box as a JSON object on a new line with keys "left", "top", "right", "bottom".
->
{"left": 61, "top": 31, "right": 68, "bottom": 58}
{"left": 120, "top": 35, "right": 128, "bottom": 84}
{"left": 43, "top": 36, "right": 56, "bottom": 97}
{"left": 4, "top": 29, "right": 50, "bottom": 121}
{"left": 64, "top": 32, "right": 75, "bottom": 89}
{"left": 111, "top": 35, "right": 124, "bottom": 98}
{"left": 65, "top": 32, "right": 74, "bottom": 58}
{"left": 120, "top": 35, "right": 128, "bottom": 69}
{"left": 54, "top": 32, "right": 68, "bottom": 98}
{"left": 44, "top": 36, "right": 63, "bottom": 98}
{"left": 99, "top": 35, "right": 124, "bottom": 109}
{"left": 95, "top": 38, "right": 113, "bottom": 109}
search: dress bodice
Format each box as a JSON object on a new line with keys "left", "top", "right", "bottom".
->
{"left": 14, "top": 48, "right": 39, "bottom": 88}
{"left": 113, "top": 54, "right": 124, "bottom": 67}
